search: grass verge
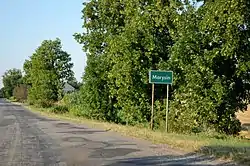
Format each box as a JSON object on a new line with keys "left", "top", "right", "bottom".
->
{"left": 16, "top": 102, "right": 250, "bottom": 165}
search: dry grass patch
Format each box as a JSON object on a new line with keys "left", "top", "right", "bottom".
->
{"left": 237, "top": 105, "right": 250, "bottom": 139}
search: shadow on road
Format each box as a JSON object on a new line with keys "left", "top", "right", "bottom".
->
{"left": 103, "top": 144, "right": 250, "bottom": 166}
{"left": 57, "top": 130, "right": 106, "bottom": 135}
{"left": 104, "top": 153, "right": 235, "bottom": 166}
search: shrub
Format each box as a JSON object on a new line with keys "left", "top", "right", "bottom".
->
{"left": 69, "top": 105, "right": 85, "bottom": 117}
{"left": 62, "top": 92, "right": 82, "bottom": 106}
{"left": 50, "top": 105, "right": 69, "bottom": 114}
{"left": 9, "top": 96, "right": 16, "bottom": 102}
{"left": 36, "top": 99, "right": 54, "bottom": 108}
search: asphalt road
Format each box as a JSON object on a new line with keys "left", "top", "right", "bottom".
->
{"left": 0, "top": 99, "right": 239, "bottom": 166}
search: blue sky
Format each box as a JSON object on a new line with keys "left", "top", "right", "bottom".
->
{"left": 0, "top": 0, "right": 86, "bottom": 88}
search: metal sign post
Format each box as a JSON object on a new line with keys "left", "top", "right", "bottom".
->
{"left": 151, "top": 83, "right": 154, "bottom": 130}
{"left": 149, "top": 70, "right": 173, "bottom": 131}
{"left": 166, "top": 84, "right": 169, "bottom": 132}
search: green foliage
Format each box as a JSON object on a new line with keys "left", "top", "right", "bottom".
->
{"left": 62, "top": 92, "right": 83, "bottom": 106}
{"left": 13, "top": 84, "right": 29, "bottom": 102}
{"left": 62, "top": 91, "right": 102, "bottom": 118}
{"left": 23, "top": 59, "right": 32, "bottom": 86}
{"left": 0, "top": 88, "right": 4, "bottom": 98}
{"left": 162, "top": 0, "right": 249, "bottom": 134}
{"left": 74, "top": 0, "right": 180, "bottom": 125}
{"left": 24, "top": 38, "right": 74, "bottom": 107}
{"left": 73, "top": 0, "right": 250, "bottom": 135}
{"left": 2, "top": 68, "right": 23, "bottom": 99}
{"left": 9, "top": 96, "right": 16, "bottom": 102}
{"left": 50, "top": 105, "right": 69, "bottom": 114}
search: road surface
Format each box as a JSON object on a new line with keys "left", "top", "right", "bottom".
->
{"left": 0, "top": 99, "right": 238, "bottom": 166}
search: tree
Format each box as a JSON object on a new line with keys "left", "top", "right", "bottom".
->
{"left": 159, "top": 0, "right": 250, "bottom": 134}
{"left": 0, "top": 88, "right": 4, "bottom": 98}
{"left": 74, "top": 0, "right": 124, "bottom": 121}
{"left": 24, "top": 38, "right": 74, "bottom": 107}
{"left": 74, "top": 0, "right": 180, "bottom": 124}
{"left": 23, "top": 59, "right": 32, "bottom": 86}
{"left": 2, "top": 68, "right": 23, "bottom": 98}
{"left": 197, "top": 0, "right": 250, "bottom": 134}
{"left": 75, "top": 0, "right": 250, "bottom": 135}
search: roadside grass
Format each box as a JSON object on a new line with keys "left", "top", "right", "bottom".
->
{"left": 8, "top": 97, "right": 17, "bottom": 102}
{"left": 13, "top": 102, "right": 250, "bottom": 165}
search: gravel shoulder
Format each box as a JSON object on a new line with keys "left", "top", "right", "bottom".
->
{"left": 0, "top": 99, "right": 239, "bottom": 166}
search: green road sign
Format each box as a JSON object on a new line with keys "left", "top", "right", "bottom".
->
{"left": 149, "top": 70, "right": 173, "bottom": 84}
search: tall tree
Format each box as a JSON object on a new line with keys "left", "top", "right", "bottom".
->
{"left": 74, "top": 0, "right": 125, "bottom": 121}
{"left": 24, "top": 38, "right": 74, "bottom": 107}
{"left": 75, "top": 0, "right": 250, "bottom": 134}
{"left": 75, "top": 0, "right": 180, "bottom": 124}
{"left": 106, "top": 0, "right": 178, "bottom": 125}
{"left": 160, "top": 0, "right": 250, "bottom": 134}
{"left": 198, "top": 0, "right": 250, "bottom": 134}
{"left": 23, "top": 59, "right": 32, "bottom": 86}
{"left": 2, "top": 68, "right": 23, "bottom": 98}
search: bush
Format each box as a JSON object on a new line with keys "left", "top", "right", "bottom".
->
{"left": 50, "top": 105, "right": 69, "bottom": 114}
{"left": 9, "top": 96, "right": 16, "bottom": 102}
{"left": 61, "top": 92, "right": 87, "bottom": 116}
{"left": 36, "top": 99, "right": 54, "bottom": 108}
{"left": 62, "top": 92, "right": 82, "bottom": 106}
{"left": 69, "top": 105, "right": 86, "bottom": 117}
